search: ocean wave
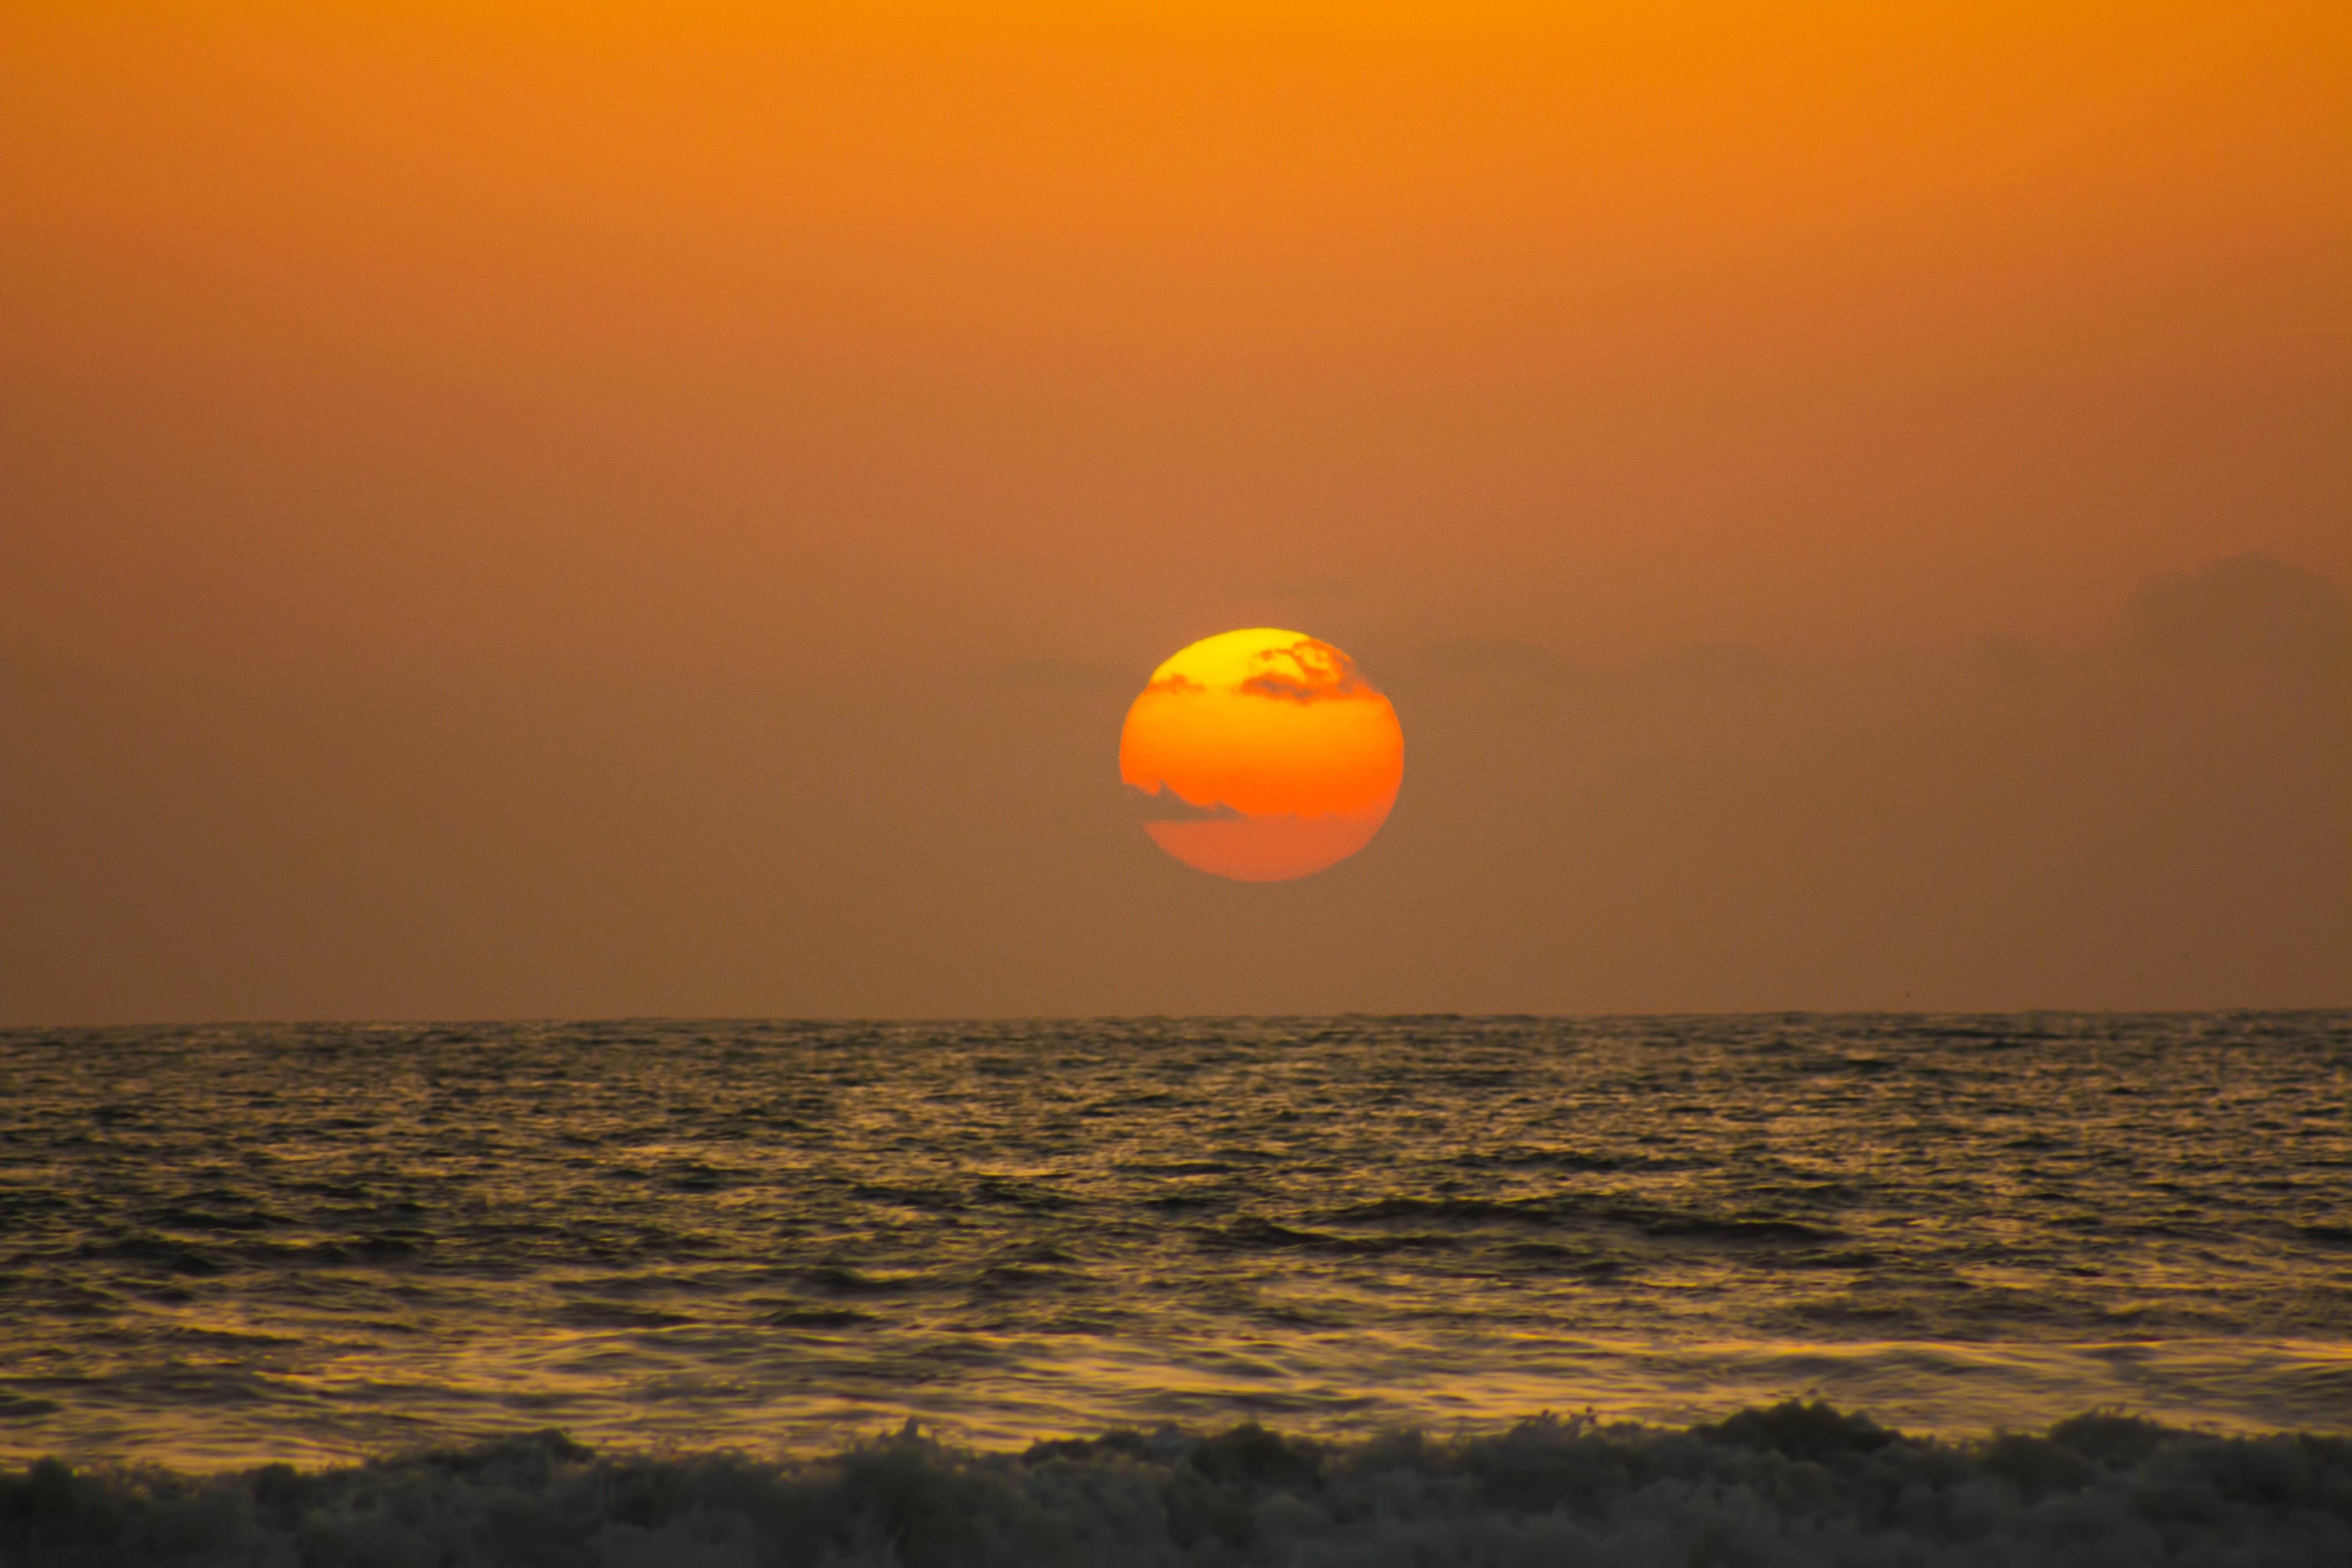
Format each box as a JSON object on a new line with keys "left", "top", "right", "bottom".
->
{"left": 5, "top": 1403, "right": 2348, "bottom": 1566}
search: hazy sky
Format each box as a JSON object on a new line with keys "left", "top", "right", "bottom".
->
{"left": 5, "top": 3, "right": 2346, "bottom": 1022}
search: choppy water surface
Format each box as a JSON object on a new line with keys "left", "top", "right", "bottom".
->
{"left": 2, "top": 1014, "right": 2347, "bottom": 1470}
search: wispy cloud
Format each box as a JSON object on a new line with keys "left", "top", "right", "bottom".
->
{"left": 1125, "top": 783, "right": 1244, "bottom": 822}
{"left": 2127, "top": 554, "right": 2352, "bottom": 667}
{"left": 1236, "top": 639, "right": 1376, "bottom": 704}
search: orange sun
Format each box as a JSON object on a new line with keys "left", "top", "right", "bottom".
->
{"left": 1118, "top": 629, "right": 1404, "bottom": 882}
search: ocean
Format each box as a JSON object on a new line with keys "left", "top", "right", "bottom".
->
{"left": 3, "top": 1012, "right": 2347, "bottom": 1564}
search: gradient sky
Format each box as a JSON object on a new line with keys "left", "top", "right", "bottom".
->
{"left": 4, "top": 2, "right": 2347, "bottom": 1022}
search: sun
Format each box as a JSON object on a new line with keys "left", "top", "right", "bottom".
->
{"left": 1118, "top": 628, "right": 1404, "bottom": 882}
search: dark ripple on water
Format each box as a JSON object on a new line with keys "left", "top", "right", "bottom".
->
{"left": 1, "top": 1013, "right": 2347, "bottom": 1467}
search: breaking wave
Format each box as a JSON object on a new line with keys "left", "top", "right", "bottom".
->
{"left": 6, "top": 1403, "right": 2349, "bottom": 1567}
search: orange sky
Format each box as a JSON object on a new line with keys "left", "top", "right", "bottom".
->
{"left": 2, "top": 3, "right": 2345, "bottom": 1020}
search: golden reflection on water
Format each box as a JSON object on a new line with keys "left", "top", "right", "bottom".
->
{"left": 1, "top": 1014, "right": 2347, "bottom": 1468}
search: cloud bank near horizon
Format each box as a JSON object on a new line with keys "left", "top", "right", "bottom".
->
{"left": 3, "top": 554, "right": 2342, "bottom": 1022}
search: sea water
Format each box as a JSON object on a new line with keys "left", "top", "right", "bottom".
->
{"left": 3, "top": 1013, "right": 2348, "bottom": 1564}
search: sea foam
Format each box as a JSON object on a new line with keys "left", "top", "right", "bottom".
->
{"left": 5, "top": 1403, "right": 2349, "bottom": 1567}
